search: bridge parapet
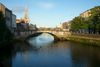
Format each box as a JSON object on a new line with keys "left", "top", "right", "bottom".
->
{"left": 37, "top": 31, "right": 71, "bottom": 35}
{"left": 37, "top": 30, "right": 71, "bottom": 39}
{"left": 17, "top": 30, "right": 71, "bottom": 41}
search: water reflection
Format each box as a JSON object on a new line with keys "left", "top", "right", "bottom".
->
{"left": 12, "top": 41, "right": 72, "bottom": 67}
{"left": 0, "top": 43, "right": 13, "bottom": 67}
{"left": 71, "top": 43, "right": 100, "bottom": 67}
{"left": 29, "top": 33, "right": 54, "bottom": 47}
{"left": 0, "top": 35, "right": 100, "bottom": 67}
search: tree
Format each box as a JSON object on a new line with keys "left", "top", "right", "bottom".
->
{"left": 89, "top": 6, "right": 100, "bottom": 34}
{"left": 71, "top": 16, "right": 88, "bottom": 33}
{"left": 71, "top": 6, "right": 100, "bottom": 34}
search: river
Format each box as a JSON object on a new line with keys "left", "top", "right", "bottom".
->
{"left": 0, "top": 33, "right": 100, "bottom": 67}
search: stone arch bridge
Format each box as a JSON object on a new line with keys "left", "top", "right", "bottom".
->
{"left": 25, "top": 30, "right": 71, "bottom": 41}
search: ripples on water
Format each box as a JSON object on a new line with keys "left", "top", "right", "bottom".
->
{"left": 0, "top": 33, "right": 100, "bottom": 67}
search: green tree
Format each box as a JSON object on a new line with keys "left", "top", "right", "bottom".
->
{"left": 71, "top": 6, "right": 100, "bottom": 34}
{"left": 89, "top": 6, "right": 100, "bottom": 34}
{"left": 71, "top": 16, "right": 88, "bottom": 33}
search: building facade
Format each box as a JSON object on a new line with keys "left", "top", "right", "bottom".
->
{"left": 29, "top": 24, "right": 37, "bottom": 31}
{"left": 80, "top": 10, "right": 91, "bottom": 18}
{"left": 5, "top": 8, "right": 12, "bottom": 30}
{"left": 62, "top": 22, "right": 71, "bottom": 31}
{"left": 0, "top": 3, "right": 5, "bottom": 17}
{"left": 12, "top": 14, "right": 17, "bottom": 32}
{"left": 0, "top": 3, "right": 16, "bottom": 32}
{"left": 16, "top": 19, "right": 29, "bottom": 31}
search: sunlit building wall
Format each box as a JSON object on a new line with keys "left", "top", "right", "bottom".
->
{"left": 0, "top": 3, "right": 5, "bottom": 17}
{"left": 80, "top": 10, "right": 91, "bottom": 18}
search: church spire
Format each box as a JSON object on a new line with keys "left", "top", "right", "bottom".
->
{"left": 23, "top": 6, "right": 30, "bottom": 23}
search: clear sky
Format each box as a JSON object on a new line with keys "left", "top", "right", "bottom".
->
{"left": 0, "top": 0, "right": 100, "bottom": 27}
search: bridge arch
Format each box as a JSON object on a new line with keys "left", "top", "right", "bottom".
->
{"left": 26, "top": 32, "right": 60, "bottom": 41}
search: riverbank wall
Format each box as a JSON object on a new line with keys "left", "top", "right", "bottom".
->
{"left": 67, "top": 34, "right": 100, "bottom": 46}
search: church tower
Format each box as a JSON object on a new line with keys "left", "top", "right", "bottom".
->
{"left": 23, "top": 6, "right": 30, "bottom": 23}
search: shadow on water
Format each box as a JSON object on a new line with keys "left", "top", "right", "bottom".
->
{"left": 0, "top": 36, "right": 100, "bottom": 67}
{"left": 0, "top": 42, "right": 13, "bottom": 67}
{"left": 70, "top": 42, "right": 100, "bottom": 67}
{"left": 0, "top": 41, "right": 37, "bottom": 67}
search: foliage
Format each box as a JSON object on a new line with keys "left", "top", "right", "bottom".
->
{"left": 71, "top": 16, "right": 88, "bottom": 32}
{"left": 71, "top": 6, "right": 100, "bottom": 34}
{"left": 89, "top": 6, "right": 100, "bottom": 34}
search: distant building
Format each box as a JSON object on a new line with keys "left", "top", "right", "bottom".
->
{"left": 57, "top": 22, "right": 70, "bottom": 31}
{"left": 16, "top": 19, "right": 29, "bottom": 32}
{"left": 29, "top": 24, "right": 37, "bottom": 31}
{"left": 16, "top": 7, "right": 30, "bottom": 32}
{"left": 62, "top": 22, "right": 69, "bottom": 29}
{"left": 80, "top": 10, "right": 91, "bottom": 18}
{"left": 62, "top": 22, "right": 71, "bottom": 31}
{"left": 57, "top": 23, "right": 62, "bottom": 28}
{"left": 16, "top": 19, "right": 22, "bottom": 23}
{"left": 17, "top": 23, "right": 25, "bottom": 32}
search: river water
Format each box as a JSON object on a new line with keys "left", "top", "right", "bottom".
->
{"left": 0, "top": 33, "right": 100, "bottom": 67}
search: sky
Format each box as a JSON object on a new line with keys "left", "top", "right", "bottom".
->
{"left": 0, "top": 0, "right": 100, "bottom": 27}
